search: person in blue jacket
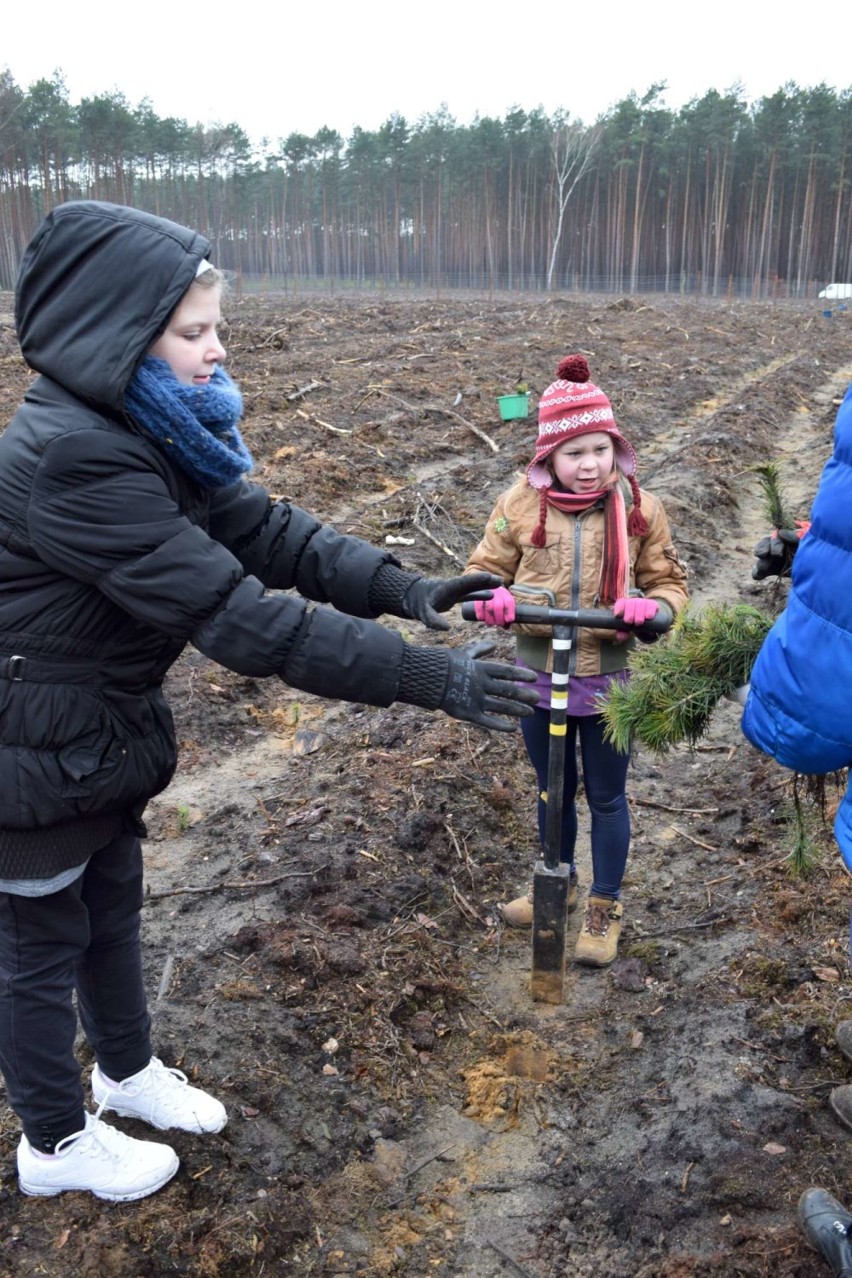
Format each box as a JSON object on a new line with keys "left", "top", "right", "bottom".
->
{"left": 743, "top": 381, "right": 852, "bottom": 853}
{"left": 743, "top": 379, "right": 852, "bottom": 1136}
{"left": 0, "top": 201, "right": 538, "bottom": 1203}
{"left": 744, "top": 382, "right": 852, "bottom": 1276}
{"left": 742, "top": 382, "right": 852, "bottom": 822}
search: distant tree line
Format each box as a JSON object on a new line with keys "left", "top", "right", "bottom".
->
{"left": 1, "top": 70, "right": 851, "bottom": 296}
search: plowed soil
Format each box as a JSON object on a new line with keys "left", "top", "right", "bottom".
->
{"left": 1, "top": 288, "right": 851, "bottom": 1277}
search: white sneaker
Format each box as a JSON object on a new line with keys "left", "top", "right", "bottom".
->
{"left": 91, "top": 1057, "right": 227, "bottom": 1134}
{"left": 18, "top": 1111, "right": 179, "bottom": 1201}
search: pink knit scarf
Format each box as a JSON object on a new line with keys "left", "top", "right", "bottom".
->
{"left": 532, "top": 481, "right": 639, "bottom": 606}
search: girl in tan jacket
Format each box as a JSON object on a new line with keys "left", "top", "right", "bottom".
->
{"left": 466, "top": 354, "right": 688, "bottom": 966}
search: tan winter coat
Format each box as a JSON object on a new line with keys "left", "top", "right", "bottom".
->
{"left": 466, "top": 475, "right": 689, "bottom": 676}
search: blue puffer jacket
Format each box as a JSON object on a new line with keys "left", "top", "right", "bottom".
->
{"left": 742, "top": 382, "right": 852, "bottom": 864}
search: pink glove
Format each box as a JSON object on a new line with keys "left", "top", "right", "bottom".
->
{"left": 473, "top": 586, "right": 516, "bottom": 627}
{"left": 613, "top": 596, "right": 659, "bottom": 641}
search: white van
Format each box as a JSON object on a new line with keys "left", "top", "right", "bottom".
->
{"left": 818, "top": 283, "right": 852, "bottom": 299}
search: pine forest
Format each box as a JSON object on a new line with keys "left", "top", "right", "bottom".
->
{"left": 1, "top": 70, "right": 851, "bottom": 297}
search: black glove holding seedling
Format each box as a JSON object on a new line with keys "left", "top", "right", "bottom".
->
{"left": 752, "top": 520, "right": 810, "bottom": 580}
{"left": 369, "top": 562, "right": 502, "bottom": 631}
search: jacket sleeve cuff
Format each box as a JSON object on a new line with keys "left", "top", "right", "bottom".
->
{"left": 637, "top": 600, "right": 673, "bottom": 644}
{"left": 395, "top": 644, "right": 450, "bottom": 710}
{"left": 367, "top": 562, "right": 421, "bottom": 618}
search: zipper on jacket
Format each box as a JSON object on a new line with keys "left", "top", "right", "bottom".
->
{"left": 568, "top": 517, "right": 583, "bottom": 677}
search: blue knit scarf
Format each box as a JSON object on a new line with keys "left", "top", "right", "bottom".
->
{"left": 124, "top": 357, "right": 253, "bottom": 490}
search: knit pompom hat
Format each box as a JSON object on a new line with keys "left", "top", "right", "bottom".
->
{"left": 527, "top": 353, "right": 647, "bottom": 538}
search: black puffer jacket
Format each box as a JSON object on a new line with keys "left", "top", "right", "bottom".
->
{"left": 0, "top": 202, "right": 412, "bottom": 873}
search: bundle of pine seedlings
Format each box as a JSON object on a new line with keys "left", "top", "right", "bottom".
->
{"left": 600, "top": 602, "right": 773, "bottom": 755}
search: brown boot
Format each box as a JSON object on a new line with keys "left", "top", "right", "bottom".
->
{"left": 574, "top": 895, "right": 623, "bottom": 967}
{"left": 499, "top": 873, "right": 579, "bottom": 928}
{"left": 836, "top": 1021, "right": 852, "bottom": 1065}
{"left": 499, "top": 891, "right": 533, "bottom": 927}
{"left": 829, "top": 1084, "right": 852, "bottom": 1133}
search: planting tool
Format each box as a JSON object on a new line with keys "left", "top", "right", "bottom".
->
{"left": 462, "top": 594, "right": 670, "bottom": 1003}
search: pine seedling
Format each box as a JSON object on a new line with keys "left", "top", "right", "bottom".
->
{"left": 750, "top": 461, "right": 797, "bottom": 531}
{"left": 681, "top": 602, "right": 772, "bottom": 687}
{"left": 784, "top": 781, "right": 822, "bottom": 877}
{"left": 600, "top": 602, "right": 773, "bottom": 755}
{"left": 602, "top": 646, "right": 718, "bottom": 755}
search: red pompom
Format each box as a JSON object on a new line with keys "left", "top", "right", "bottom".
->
{"left": 556, "top": 354, "right": 590, "bottom": 383}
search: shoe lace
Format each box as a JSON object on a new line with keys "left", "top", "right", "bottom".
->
{"left": 106, "top": 1058, "right": 191, "bottom": 1121}
{"left": 584, "top": 903, "right": 611, "bottom": 937}
{"left": 54, "top": 1098, "right": 130, "bottom": 1162}
{"left": 115, "top": 1057, "right": 189, "bottom": 1097}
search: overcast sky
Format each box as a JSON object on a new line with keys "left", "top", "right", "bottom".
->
{"left": 4, "top": 0, "right": 850, "bottom": 151}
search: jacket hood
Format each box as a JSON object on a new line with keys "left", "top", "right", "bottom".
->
{"left": 15, "top": 201, "right": 211, "bottom": 412}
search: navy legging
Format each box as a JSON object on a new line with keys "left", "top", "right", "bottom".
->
{"left": 521, "top": 707, "right": 631, "bottom": 898}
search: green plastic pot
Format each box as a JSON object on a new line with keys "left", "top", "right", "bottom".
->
{"left": 497, "top": 393, "right": 530, "bottom": 421}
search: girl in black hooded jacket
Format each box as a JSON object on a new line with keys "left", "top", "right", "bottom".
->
{"left": 0, "top": 201, "right": 536, "bottom": 1201}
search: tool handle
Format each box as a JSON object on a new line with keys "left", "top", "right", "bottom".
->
{"left": 461, "top": 599, "right": 671, "bottom": 635}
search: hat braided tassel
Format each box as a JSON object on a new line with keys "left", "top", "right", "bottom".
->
{"left": 627, "top": 476, "right": 648, "bottom": 536}
{"left": 532, "top": 491, "right": 549, "bottom": 548}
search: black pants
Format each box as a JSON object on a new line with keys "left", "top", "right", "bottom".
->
{"left": 0, "top": 832, "right": 152, "bottom": 1152}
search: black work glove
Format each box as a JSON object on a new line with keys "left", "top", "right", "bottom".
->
{"left": 402, "top": 572, "right": 502, "bottom": 631}
{"left": 752, "top": 522, "right": 809, "bottom": 580}
{"left": 440, "top": 641, "right": 539, "bottom": 732}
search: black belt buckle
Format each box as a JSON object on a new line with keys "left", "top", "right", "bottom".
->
{"left": 8, "top": 655, "right": 26, "bottom": 681}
